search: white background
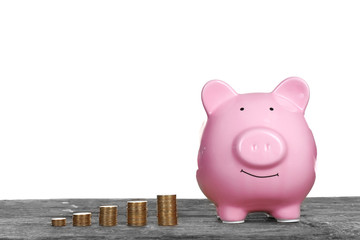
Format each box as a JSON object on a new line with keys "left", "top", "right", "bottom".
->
{"left": 0, "top": 1, "right": 359, "bottom": 199}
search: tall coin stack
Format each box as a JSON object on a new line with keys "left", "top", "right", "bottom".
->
{"left": 157, "top": 194, "right": 177, "bottom": 226}
{"left": 73, "top": 212, "right": 92, "bottom": 226}
{"left": 99, "top": 205, "right": 118, "bottom": 226}
{"left": 127, "top": 200, "right": 147, "bottom": 226}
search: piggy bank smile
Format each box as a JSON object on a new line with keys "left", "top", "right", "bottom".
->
{"left": 240, "top": 169, "right": 279, "bottom": 178}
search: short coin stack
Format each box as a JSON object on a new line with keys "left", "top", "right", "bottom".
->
{"left": 127, "top": 200, "right": 147, "bottom": 226}
{"left": 157, "top": 194, "right": 177, "bottom": 226}
{"left": 73, "top": 212, "right": 92, "bottom": 226}
{"left": 99, "top": 205, "right": 118, "bottom": 226}
{"left": 51, "top": 217, "right": 66, "bottom": 227}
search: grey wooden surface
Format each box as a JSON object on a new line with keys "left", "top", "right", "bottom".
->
{"left": 0, "top": 197, "right": 359, "bottom": 239}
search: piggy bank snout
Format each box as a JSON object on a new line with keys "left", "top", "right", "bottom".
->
{"left": 235, "top": 128, "right": 286, "bottom": 168}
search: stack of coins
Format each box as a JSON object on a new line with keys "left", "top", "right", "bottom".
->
{"left": 99, "top": 205, "right": 118, "bottom": 226}
{"left": 51, "top": 217, "right": 66, "bottom": 227}
{"left": 73, "top": 212, "right": 92, "bottom": 226}
{"left": 127, "top": 200, "right": 147, "bottom": 226}
{"left": 157, "top": 194, "right": 177, "bottom": 226}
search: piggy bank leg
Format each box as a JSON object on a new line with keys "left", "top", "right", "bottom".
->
{"left": 217, "top": 205, "right": 247, "bottom": 223}
{"left": 271, "top": 204, "right": 301, "bottom": 223}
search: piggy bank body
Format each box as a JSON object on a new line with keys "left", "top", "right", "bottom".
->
{"left": 197, "top": 77, "right": 317, "bottom": 223}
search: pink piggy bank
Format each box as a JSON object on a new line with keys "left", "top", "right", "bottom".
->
{"left": 197, "top": 77, "right": 317, "bottom": 223}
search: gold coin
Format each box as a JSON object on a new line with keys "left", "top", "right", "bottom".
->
{"left": 157, "top": 195, "right": 178, "bottom": 226}
{"left": 51, "top": 217, "right": 66, "bottom": 227}
{"left": 99, "top": 205, "right": 118, "bottom": 227}
{"left": 73, "top": 212, "right": 92, "bottom": 227}
{"left": 127, "top": 200, "right": 147, "bottom": 226}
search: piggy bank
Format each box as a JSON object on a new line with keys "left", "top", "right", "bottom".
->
{"left": 196, "top": 77, "right": 317, "bottom": 223}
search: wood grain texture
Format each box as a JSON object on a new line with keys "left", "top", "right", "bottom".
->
{"left": 0, "top": 197, "right": 359, "bottom": 239}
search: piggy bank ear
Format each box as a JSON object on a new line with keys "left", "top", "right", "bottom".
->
{"left": 272, "top": 77, "right": 310, "bottom": 113}
{"left": 201, "top": 80, "right": 237, "bottom": 115}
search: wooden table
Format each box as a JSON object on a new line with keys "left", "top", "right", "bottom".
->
{"left": 0, "top": 197, "right": 359, "bottom": 239}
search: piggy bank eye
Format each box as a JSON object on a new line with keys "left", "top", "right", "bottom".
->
{"left": 269, "top": 107, "right": 274, "bottom": 111}
{"left": 240, "top": 107, "right": 245, "bottom": 111}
